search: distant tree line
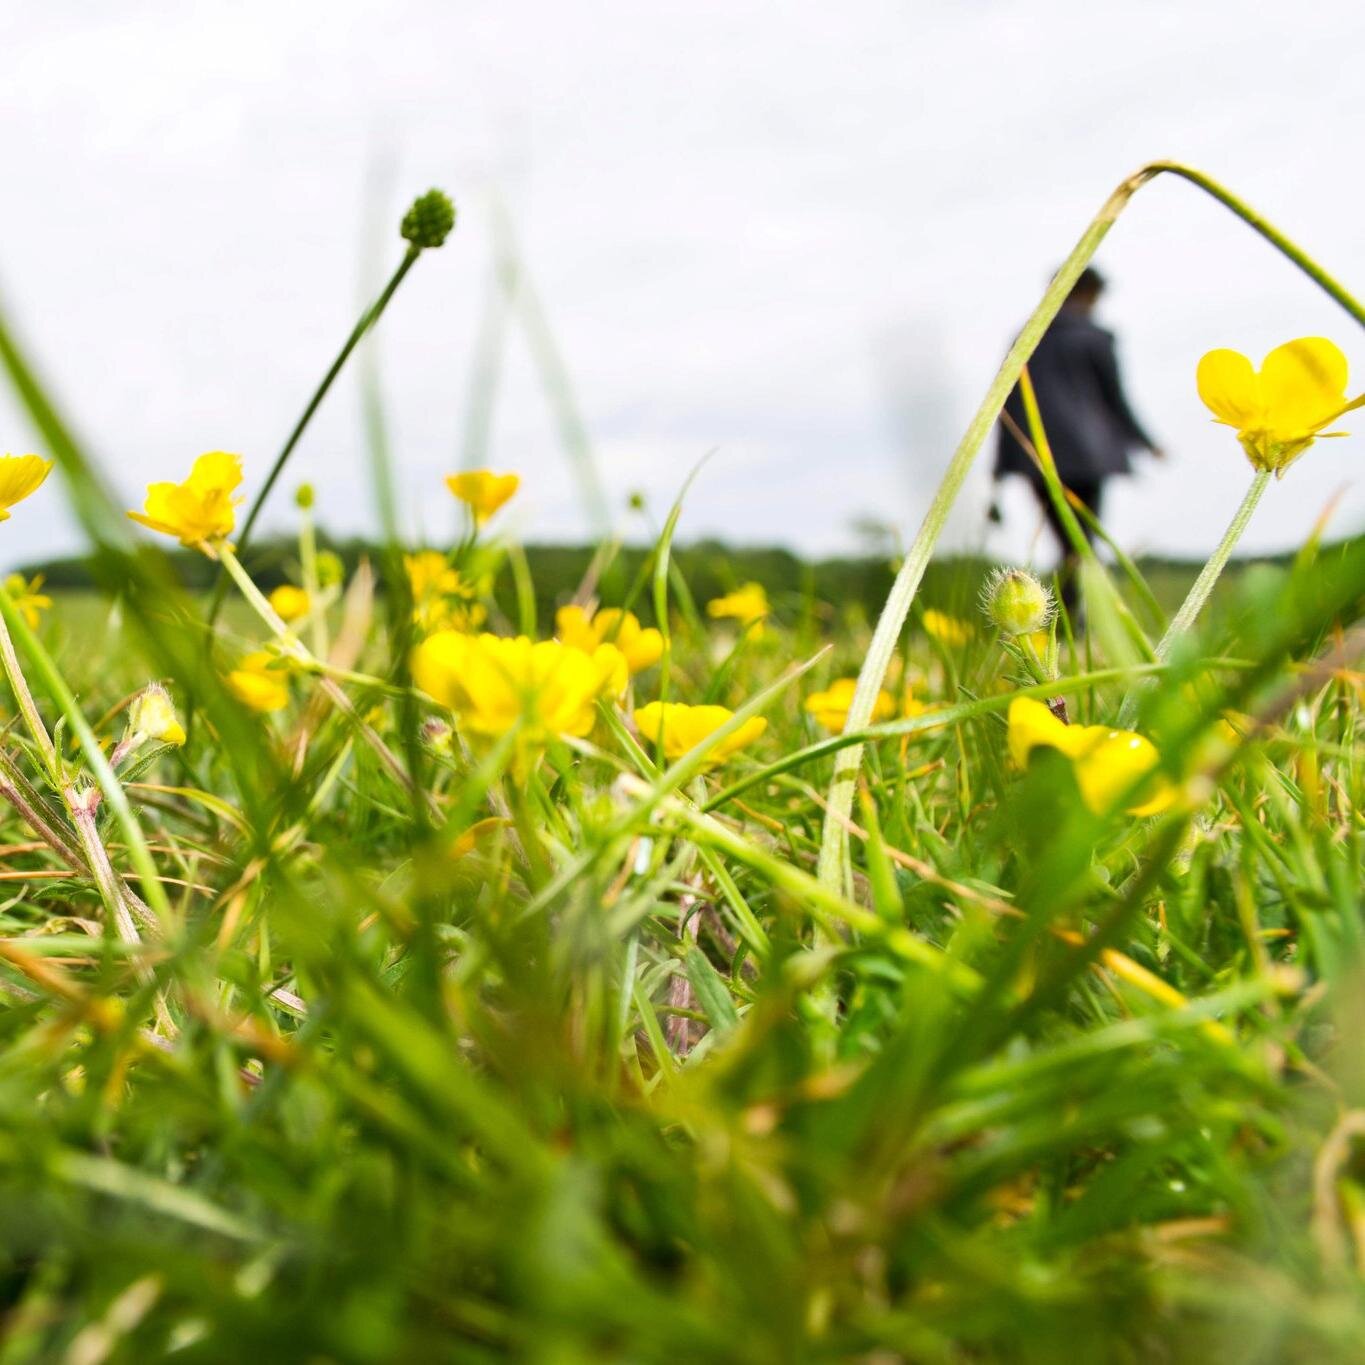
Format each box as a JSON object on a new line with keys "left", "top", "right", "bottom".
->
{"left": 14, "top": 535, "right": 1301, "bottom": 634}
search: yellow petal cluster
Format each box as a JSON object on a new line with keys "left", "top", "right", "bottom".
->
{"left": 226, "top": 651, "right": 290, "bottom": 712}
{"left": 128, "top": 451, "right": 243, "bottom": 549}
{"left": 633, "top": 701, "right": 767, "bottom": 768}
{"left": 3, "top": 573, "right": 52, "bottom": 630}
{"left": 268, "top": 584, "right": 311, "bottom": 622}
{"left": 405, "top": 552, "right": 486, "bottom": 633}
{"left": 706, "top": 582, "right": 769, "bottom": 629}
{"left": 1196, "top": 337, "right": 1364, "bottom": 475}
{"left": 923, "top": 609, "right": 974, "bottom": 648}
{"left": 1008, "top": 697, "right": 1173, "bottom": 817}
{"left": 412, "top": 631, "right": 627, "bottom": 744}
{"left": 0, "top": 455, "right": 53, "bottom": 522}
{"left": 804, "top": 678, "right": 894, "bottom": 732}
{"left": 445, "top": 470, "right": 520, "bottom": 526}
{"left": 556, "top": 605, "right": 663, "bottom": 675}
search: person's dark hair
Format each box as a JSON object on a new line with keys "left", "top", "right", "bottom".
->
{"left": 1066, "top": 265, "right": 1105, "bottom": 303}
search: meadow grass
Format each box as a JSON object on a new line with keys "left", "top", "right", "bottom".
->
{"left": 0, "top": 171, "right": 1362, "bottom": 1362}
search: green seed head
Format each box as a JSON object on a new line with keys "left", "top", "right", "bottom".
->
{"left": 401, "top": 190, "right": 456, "bottom": 250}
{"left": 315, "top": 550, "right": 345, "bottom": 588}
{"left": 294, "top": 483, "right": 315, "bottom": 510}
{"left": 983, "top": 567, "right": 1054, "bottom": 637}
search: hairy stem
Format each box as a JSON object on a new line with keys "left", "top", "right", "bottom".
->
{"left": 1117, "top": 469, "right": 1272, "bottom": 727}
{"left": 0, "top": 604, "right": 57, "bottom": 778}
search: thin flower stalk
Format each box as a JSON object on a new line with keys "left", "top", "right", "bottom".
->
{"left": 0, "top": 602, "right": 56, "bottom": 778}
{"left": 1118, "top": 469, "right": 1272, "bottom": 727}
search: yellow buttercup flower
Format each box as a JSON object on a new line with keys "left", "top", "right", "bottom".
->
{"left": 3, "top": 573, "right": 53, "bottom": 630}
{"left": 405, "top": 551, "right": 460, "bottom": 600}
{"left": 923, "top": 609, "right": 974, "bottom": 648}
{"left": 226, "top": 651, "right": 290, "bottom": 712}
{"left": 0, "top": 455, "right": 52, "bottom": 522}
{"left": 1196, "top": 337, "right": 1364, "bottom": 475}
{"left": 633, "top": 701, "right": 767, "bottom": 768}
{"left": 706, "top": 582, "right": 769, "bottom": 630}
{"left": 804, "top": 678, "right": 894, "bottom": 732}
{"left": 445, "top": 470, "right": 519, "bottom": 526}
{"left": 268, "top": 584, "right": 311, "bottom": 623}
{"left": 128, "top": 451, "right": 243, "bottom": 550}
{"left": 1008, "top": 696, "right": 1173, "bottom": 817}
{"left": 405, "top": 552, "right": 486, "bottom": 633}
{"left": 556, "top": 605, "right": 663, "bottom": 675}
{"left": 412, "top": 631, "right": 626, "bottom": 746}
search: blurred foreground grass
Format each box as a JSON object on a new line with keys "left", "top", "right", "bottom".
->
{"left": 0, "top": 518, "right": 1362, "bottom": 1362}
{"left": 2, "top": 166, "right": 1364, "bottom": 1362}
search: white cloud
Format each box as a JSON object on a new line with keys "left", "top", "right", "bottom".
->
{"left": 0, "top": 0, "right": 1361, "bottom": 572}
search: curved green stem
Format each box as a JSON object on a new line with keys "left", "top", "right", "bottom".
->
{"left": 816, "top": 159, "right": 1364, "bottom": 893}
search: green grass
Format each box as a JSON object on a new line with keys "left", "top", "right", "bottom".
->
{"left": 0, "top": 171, "right": 1363, "bottom": 1362}
{"left": 0, "top": 510, "right": 1361, "bottom": 1361}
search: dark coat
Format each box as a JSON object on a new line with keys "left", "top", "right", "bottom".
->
{"left": 994, "top": 310, "right": 1155, "bottom": 484}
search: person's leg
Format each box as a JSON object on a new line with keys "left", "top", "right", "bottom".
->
{"left": 1070, "top": 480, "right": 1104, "bottom": 543}
{"left": 1028, "top": 476, "right": 1080, "bottom": 615}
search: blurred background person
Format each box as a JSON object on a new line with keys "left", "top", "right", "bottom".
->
{"left": 991, "top": 266, "right": 1164, "bottom": 611}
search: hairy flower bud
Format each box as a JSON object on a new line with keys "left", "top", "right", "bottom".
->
{"left": 400, "top": 190, "right": 456, "bottom": 250}
{"left": 295, "top": 483, "right": 315, "bottom": 510}
{"left": 113, "top": 683, "right": 187, "bottom": 764}
{"left": 983, "top": 567, "right": 1054, "bottom": 637}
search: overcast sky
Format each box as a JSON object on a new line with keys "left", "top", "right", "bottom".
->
{"left": 1, "top": 0, "right": 1362, "bottom": 574}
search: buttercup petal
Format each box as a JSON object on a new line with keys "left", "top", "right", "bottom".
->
{"left": 188, "top": 451, "right": 244, "bottom": 495}
{"left": 1259, "top": 337, "right": 1349, "bottom": 435}
{"left": 1007, "top": 697, "right": 1071, "bottom": 767}
{"left": 1195, "top": 349, "right": 1260, "bottom": 427}
{"left": 0, "top": 454, "right": 53, "bottom": 511}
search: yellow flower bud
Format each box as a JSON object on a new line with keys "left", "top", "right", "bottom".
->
{"left": 127, "top": 683, "right": 186, "bottom": 748}
{"left": 268, "top": 584, "right": 311, "bottom": 623}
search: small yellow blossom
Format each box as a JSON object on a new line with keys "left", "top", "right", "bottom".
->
{"left": 3, "top": 573, "right": 52, "bottom": 630}
{"left": 128, "top": 451, "right": 243, "bottom": 550}
{"left": 445, "top": 470, "right": 519, "bottom": 526}
{"left": 556, "top": 605, "right": 663, "bottom": 675}
{"left": 127, "top": 683, "right": 186, "bottom": 748}
{"left": 405, "top": 552, "right": 486, "bottom": 632}
{"left": 405, "top": 551, "right": 460, "bottom": 600}
{"left": 923, "top": 609, "right": 974, "bottom": 648}
{"left": 1008, "top": 696, "right": 1173, "bottom": 817}
{"left": 633, "top": 701, "right": 767, "bottom": 767}
{"left": 269, "top": 584, "right": 311, "bottom": 622}
{"left": 804, "top": 678, "right": 895, "bottom": 732}
{"left": 706, "top": 582, "right": 769, "bottom": 630}
{"left": 412, "top": 632, "right": 626, "bottom": 745}
{"left": 1196, "top": 337, "right": 1364, "bottom": 475}
{"left": 226, "top": 650, "right": 290, "bottom": 712}
{"left": 0, "top": 455, "right": 52, "bottom": 522}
